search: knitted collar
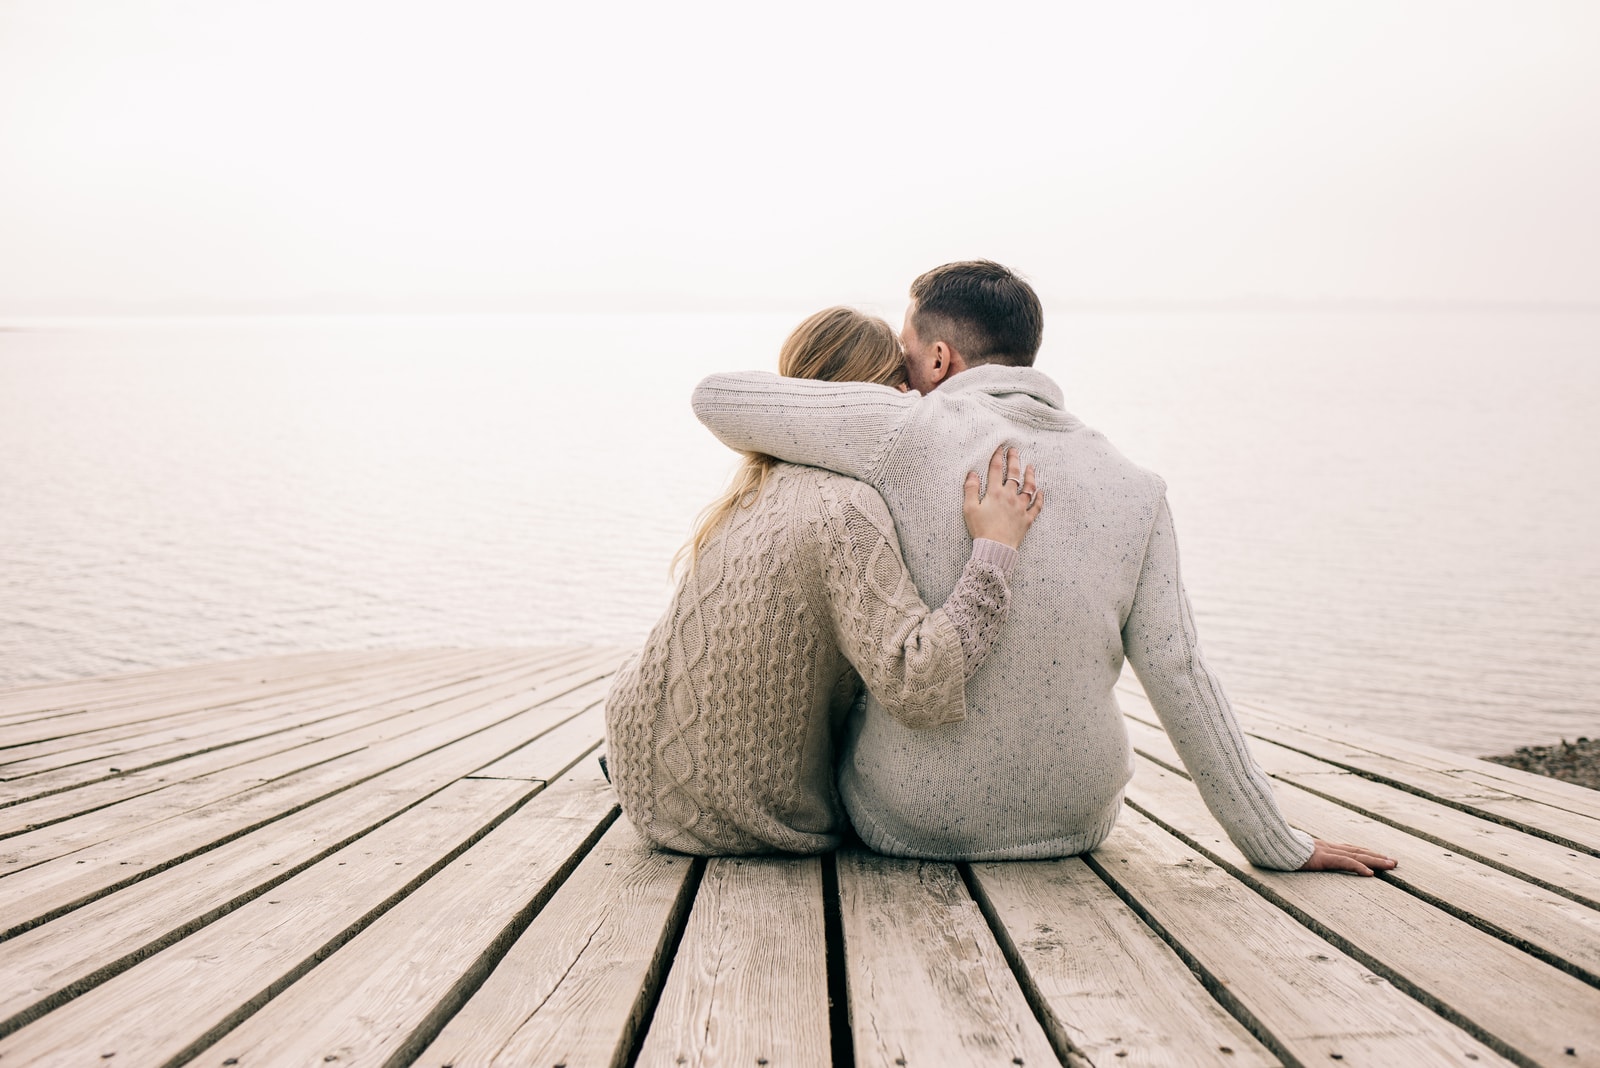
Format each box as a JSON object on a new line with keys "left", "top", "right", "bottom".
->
{"left": 938, "top": 363, "right": 1064, "bottom": 409}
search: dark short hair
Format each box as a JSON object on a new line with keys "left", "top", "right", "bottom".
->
{"left": 909, "top": 260, "right": 1043, "bottom": 366}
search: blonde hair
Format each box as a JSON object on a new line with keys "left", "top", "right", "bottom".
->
{"left": 673, "top": 307, "right": 906, "bottom": 576}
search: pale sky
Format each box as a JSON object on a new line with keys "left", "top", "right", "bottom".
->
{"left": 1, "top": 0, "right": 1597, "bottom": 314}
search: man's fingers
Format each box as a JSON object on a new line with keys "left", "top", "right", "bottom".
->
{"left": 1329, "top": 841, "right": 1397, "bottom": 868}
{"left": 1352, "top": 850, "right": 1397, "bottom": 869}
{"left": 1311, "top": 851, "right": 1372, "bottom": 876}
{"left": 1305, "top": 838, "right": 1393, "bottom": 876}
{"left": 1336, "top": 856, "right": 1376, "bottom": 877}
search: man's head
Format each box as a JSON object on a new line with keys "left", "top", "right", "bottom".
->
{"left": 901, "top": 260, "right": 1044, "bottom": 393}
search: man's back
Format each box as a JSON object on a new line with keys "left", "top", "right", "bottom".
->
{"left": 837, "top": 368, "right": 1166, "bottom": 857}
{"left": 697, "top": 365, "right": 1164, "bottom": 858}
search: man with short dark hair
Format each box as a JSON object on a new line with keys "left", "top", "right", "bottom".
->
{"left": 902, "top": 260, "right": 1045, "bottom": 382}
{"left": 692, "top": 260, "right": 1393, "bottom": 874}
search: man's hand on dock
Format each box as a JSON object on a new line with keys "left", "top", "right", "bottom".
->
{"left": 1299, "top": 839, "right": 1399, "bottom": 876}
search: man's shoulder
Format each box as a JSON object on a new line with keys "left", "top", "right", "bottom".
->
{"left": 1069, "top": 425, "right": 1168, "bottom": 494}
{"left": 899, "top": 382, "right": 1167, "bottom": 497}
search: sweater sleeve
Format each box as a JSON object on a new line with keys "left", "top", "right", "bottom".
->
{"left": 1121, "top": 498, "right": 1317, "bottom": 871}
{"left": 819, "top": 481, "right": 1016, "bottom": 729}
{"left": 691, "top": 372, "right": 917, "bottom": 482}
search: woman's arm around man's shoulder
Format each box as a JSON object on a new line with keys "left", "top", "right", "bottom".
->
{"left": 692, "top": 371, "right": 918, "bottom": 482}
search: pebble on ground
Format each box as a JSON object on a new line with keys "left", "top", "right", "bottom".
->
{"left": 1484, "top": 737, "right": 1600, "bottom": 791}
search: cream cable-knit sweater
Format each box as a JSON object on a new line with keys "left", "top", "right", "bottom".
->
{"left": 605, "top": 462, "right": 1017, "bottom": 855}
{"left": 692, "top": 365, "right": 1316, "bottom": 869}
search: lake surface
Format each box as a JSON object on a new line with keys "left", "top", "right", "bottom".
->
{"left": 2, "top": 310, "right": 1597, "bottom": 756}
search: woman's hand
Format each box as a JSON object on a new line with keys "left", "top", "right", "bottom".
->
{"left": 1298, "top": 838, "right": 1398, "bottom": 876}
{"left": 963, "top": 445, "right": 1042, "bottom": 549}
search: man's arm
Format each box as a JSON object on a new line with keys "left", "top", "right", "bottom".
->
{"left": 692, "top": 372, "right": 917, "bottom": 482}
{"left": 1121, "top": 496, "right": 1318, "bottom": 871}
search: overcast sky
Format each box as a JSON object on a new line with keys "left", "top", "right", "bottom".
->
{"left": 1, "top": 0, "right": 1597, "bottom": 314}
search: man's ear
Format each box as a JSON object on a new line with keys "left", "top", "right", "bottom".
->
{"left": 930, "top": 341, "right": 966, "bottom": 386}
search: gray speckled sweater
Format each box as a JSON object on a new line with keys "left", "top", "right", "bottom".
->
{"left": 692, "top": 364, "right": 1316, "bottom": 869}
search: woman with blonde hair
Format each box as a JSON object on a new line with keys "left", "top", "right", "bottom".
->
{"left": 605, "top": 306, "right": 1042, "bottom": 854}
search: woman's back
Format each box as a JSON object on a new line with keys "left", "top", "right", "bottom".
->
{"left": 604, "top": 463, "right": 989, "bottom": 854}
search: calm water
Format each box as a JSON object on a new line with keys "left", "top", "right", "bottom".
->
{"left": 2, "top": 310, "right": 1597, "bottom": 756}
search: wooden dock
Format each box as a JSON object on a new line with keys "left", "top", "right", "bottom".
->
{"left": 1, "top": 647, "right": 1597, "bottom": 1067}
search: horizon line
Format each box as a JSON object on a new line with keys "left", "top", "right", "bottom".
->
{"left": 3, "top": 294, "right": 1600, "bottom": 326}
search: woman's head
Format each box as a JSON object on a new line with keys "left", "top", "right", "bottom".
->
{"left": 778, "top": 306, "right": 907, "bottom": 389}
{"left": 673, "top": 307, "right": 905, "bottom": 577}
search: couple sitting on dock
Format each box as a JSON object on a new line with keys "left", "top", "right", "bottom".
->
{"left": 605, "top": 260, "right": 1394, "bottom": 876}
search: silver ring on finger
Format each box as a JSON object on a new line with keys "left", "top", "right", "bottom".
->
{"left": 1023, "top": 489, "right": 1037, "bottom": 506}
{"left": 1003, "top": 475, "right": 1023, "bottom": 489}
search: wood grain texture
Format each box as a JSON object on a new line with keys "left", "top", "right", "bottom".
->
{"left": 1124, "top": 714, "right": 1600, "bottom": 983}
{"left": 0, "top": 730, "right": 590, "bottom": 1029}
{"left": 0, "top": 652, "right": 577, "bottom": 818}
{"left": 1125, "top": 754, "right": 1600, "bottom": 1067}
{"left": 637, "top": 854, "right": 830, "bottom": 1068}
{"left": 0, "top": 651, "right": 616, "bottom": 858}
{"left": 468, "top": 700, "right": 607, "bottom": 781}
{"left": 10, "top": 654, "right": 1584, "bottom": 1068}
{"left": 0, "top": 667, "right": 621, "bottom": 934}
{"left": 0, "top": 649, "right": 390, "bottom": 721}
{"left": 203, "top": 762, "right": 619, "bottom": 1068}
{"left": 1224, "top": 692, "right": 1600, "bottom": 821}
{"left": 1232, "top": 716, "right": 1600, "bottom": 852}
{"left": 1089, "top": 809, "right": 1512, "bottom": 1067}
{"left": 838, "top": 850, "right": 1058, "bottom": 1068}
{"left": 0, "top": 647, "right": 529, "bottom": 783}
{"left": 1120, "top": 690, "right": 1600, "bottom": 907}
{"left": 417, "top": 818, "right": 695, "bottom": 1068}
{"left": 0, "top": 648, "right": 457, "bottom": 740}
{"left": 0, "top": 645, "right": 464, "bottom": 754}
{"left": 0, "top": 776, "right": 535, "bottom": 1067}
{"left": 968, "top": 857, "right": 1279, "bottom": 1067}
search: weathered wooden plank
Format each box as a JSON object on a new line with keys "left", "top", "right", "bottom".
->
{"left": 1123, "top": 754, "right": 1600, "bottom": 1066}
{"left": 0, "top": 649, "right": 618, "bottom": 857}
{"left": 201, "top": 762, "right": 619, "bottom": 1067}
{"left": 1123, "top": 715, "right": 1600, "bottom": 982}
{"left": 636, "top": 854, "right": 830, "bottom": 1068}
{"left": 0, "top": 646, "right": 530, "bottom": 778}
{"left": 1120, "top": 687, "right": 1600, "bottom": 908}
{"left": 838, "top": 851, "right": 1059, "bottom": 1068}
{"left": 1231, "top": 715, "right": 1600, "bottom": 853}
{"left": 0, "top": 775, "right": 537, "bottom": 1066}
{"left": 0, "top": 685, "right": 617, "bottom": 1027}
{"left": 0, "top": 648, "right": 582, "bottom": 809}
{"left": 1114, "top": 675, "right": 1600, "bottom": 824}
{"left": 0, "top": 670, "right": 621, "bottom": 934}
{"left": 0, "top": 648, "right": 446, "bottom": 736}
{"left": 0, "top": 649, "right": 390, "bottom": 721}
{"left": 968, "top": 858, "right": 1279, "bottom": 1067}
{"left": 1228, "top": 695, "right": 1600, "bottom": 822}
{"left": 416, "top": 817, "right": 695, "bottom": 1068}
{"left": 1088, "top": 809, "right": 1512, "bottom": 1066}
{"left": 0, "top": 653, "right": 589, "bottom": 838}
{"left": 1120, "top": 706, "right": 1600, "bottom": 909}
{"left": 0, "top": 647, "right": 554, "bottom": 753}
{"left": 468, "top": 699, "right": 606, "bottom": 781}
